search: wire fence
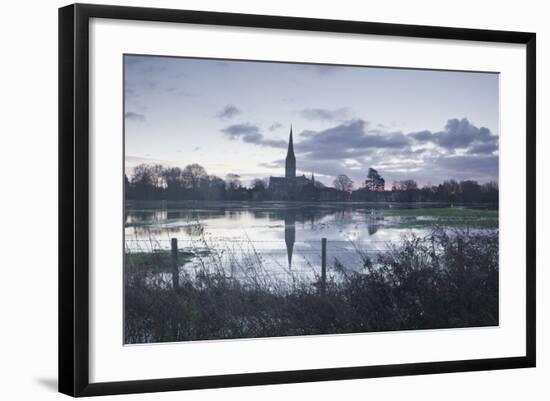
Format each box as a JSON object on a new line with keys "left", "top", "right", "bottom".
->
{"left": 124, "top": 238, "right": 390, "bottom": 255}
{"left": 123, "top": 235, "right": 394, "bottom": 285}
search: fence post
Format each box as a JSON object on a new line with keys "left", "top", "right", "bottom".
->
{"left": 321, "top": 238, "right": 327, "bottom": 294}
{"left": 457, "top": 237, "right": 464, "bottom": 273}
{"left": 171, "top": 238, "right": 179, "bottom": 290}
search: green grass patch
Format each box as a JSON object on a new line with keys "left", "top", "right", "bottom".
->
{"left": 383, "top": 208, "right": 498, "bottom": 218}
{"left": 125, "top": 249, "right": 210, "bottom": 272}
{"left": 386, "top": 218, "right": 498, "bottom": 229}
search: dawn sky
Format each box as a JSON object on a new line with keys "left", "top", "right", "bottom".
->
{"left": 124, "top": 55, "right": 499, "bottom": 188}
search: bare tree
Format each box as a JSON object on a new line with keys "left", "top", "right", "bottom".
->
{"left": 394, "top": 179, "right": 418, "bottom": 191}
{"left": 132, "top": 164, "right": 164, "bottom": 188}
{"left": 333, "top": 174, "right": 354, "bottom": 193}
{"left": 182, "top": 163, "right": 208, "bottom": 189}
{"left": 162, "top": 167, "right": 182, "bottom": 189}
{"left": 252, "top": 178, "right": 267, "bottom": 191}
{"left": 225, "top": 173, "right": 241, "bottom": 190}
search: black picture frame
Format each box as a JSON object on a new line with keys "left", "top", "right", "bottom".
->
{"left": 59, "top": 3, "right": 536, "bottom": 397}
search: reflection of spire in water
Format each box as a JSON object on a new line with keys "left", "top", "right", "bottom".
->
{"left": 284, "top": 212, "right": 296, "bottom": 268}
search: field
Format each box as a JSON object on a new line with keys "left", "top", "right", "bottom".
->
{"left": 124, "top": 222, "right": 499, "bottom": 343}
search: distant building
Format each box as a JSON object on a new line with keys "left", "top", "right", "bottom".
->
{"left": 269, "top": 126, "right": 312, "bottom": 199}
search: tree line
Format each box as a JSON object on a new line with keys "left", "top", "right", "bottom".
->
{"left": 125, "top": 163, "right": 498, "bottom": 203}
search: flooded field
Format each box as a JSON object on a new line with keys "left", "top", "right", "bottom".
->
{"left": 124, "top": 201, "right": 499, "bottom": 343}
{"left": 125, "top": 201, "right": 498, "bottom": 282}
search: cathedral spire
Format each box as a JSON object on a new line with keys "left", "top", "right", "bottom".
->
{"left": 288, "top": 125, "right": 294, "bottom": 157}
{"left": 285, "top": 124, "right": 296, "bottom": 178}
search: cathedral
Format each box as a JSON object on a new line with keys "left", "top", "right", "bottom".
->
{"left": 268, "top": 125, "right": 312, "bottom": 198}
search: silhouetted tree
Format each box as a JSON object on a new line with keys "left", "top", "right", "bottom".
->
{"left": 162, "top": 167, "right": 182, "bottom": 199}
{"left": 225, "top": 173, "right": 241, "bottom": 190}
{"left": 365, "top": 168, "right": 385, "bottom": 191}
{"left": 182, "top": 163, "right": 207, "bottom": 190}
{"left": 333, "top": 174, "right": 354, "bottom": 193}
{"left": 124, "top": 163, "right": 498, "bottom": 204}
{"left": 131, "top": 164, "right": 164, "bottom": 200}
{"left": 252, "top": 178, "right": 267, "bottom": 191}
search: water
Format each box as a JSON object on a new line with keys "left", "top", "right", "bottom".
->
{"left": 125, "top": 201, "right": 497, "bottom": 283}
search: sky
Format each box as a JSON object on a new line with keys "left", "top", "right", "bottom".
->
{"left": 124, "top": 54, "right": 499, "bottom": 188}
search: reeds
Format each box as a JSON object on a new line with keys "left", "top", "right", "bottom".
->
{"left": 124, "top": 227, "right": 498, "bottom": 343}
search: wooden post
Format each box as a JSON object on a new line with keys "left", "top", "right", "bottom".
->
{"left": 321, "top": 238, "right": 327, "bottom": 293}
{"left": 457, "top": 237, "right": 464, "bottom": 273}
{"left": 430, "top": 235, "right": 436, "bottom": 268}
{"left": 171, "top": 238, "right": 179, "bottom": 290}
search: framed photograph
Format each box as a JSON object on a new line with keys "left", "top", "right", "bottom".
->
{"left": 59, "top": 3, "right": 536, "bottom": 397}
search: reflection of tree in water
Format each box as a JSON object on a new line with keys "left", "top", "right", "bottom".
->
{"left": 126, "top": 202, "right": 394, "bottom": 255}
{"left": 125, "top": 210, "right": 168, "bottom": 224}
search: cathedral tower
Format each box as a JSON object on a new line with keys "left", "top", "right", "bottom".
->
{"left": 285, "top": 125, "right": 296, "bottom": 178}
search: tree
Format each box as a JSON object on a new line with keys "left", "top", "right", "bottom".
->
{"left": 208, "top": 175, "right": 226, "bottom": 189}
{"left": 161, "top": 167, "right": 183, "bottom": 199}
{"left": 364, "top": 168, "right": 385, "bottom": 191}
{"left": 333, "top": 174, "right": 354, "bottom": 193}
{"left": 162, "top": 167, "right": 182, "bottom": 188}
{"left": 131, "top": 164, "right": 164, "bottom": 199}
{"left": 397, "top": 179, "right": 418, "bottom": 191}
{"left": 204, "top": 175, "right": 226, "bottom": 200}
{"left": 182, "top": 163, "right": 208, "bottom": 189}
{"left": 390, "top": 179, "right": 419, "bottom": 202}
{"left": 459, "top": 180, "right": 481, "bottom": 202}
{"left": 225, "top": 173, "right": 241, "bottom": 190}
{"left": 482, "top": 181, "right": 498, "bottom": 192}
{"left": 252, "top": 178, "right": 267, "bottom": 191}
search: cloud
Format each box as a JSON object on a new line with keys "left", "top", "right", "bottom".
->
{"left": 165, "top": 87, "right": 194, "bottom": 97}
{"left": 436, "top": 118, "right": 494, "bottom": 149}
{"left": 258, "top": 118, "right": 499, "bottom": 186}
{"left": 221, "top": 123, "right": 287, "bottom": 148}
{"left": 269, "top": 122, "right": 283, "bottom": 131}
{"left": 222, "top": 123, "right": 259, "bottom": 138}
{"left": 435, "top": 154, "right": 498, "bottom": 172}
{"left": 467, "top": 142, "right": 499, "bottom": 155}
{"left": 409, "top": 118, "right": 497, "bottom": 153}
{"left": 125, "top": 155, "right": 175, "bottom": 167}
{"left": 300, "top": 107, "right": 350, "bottom": 121}
{"left": 217, "top": 104, "right": 241, "bottom": 119}
{"left": 125, "top": 111, "right": 146, "bottom": 122}
{"left": 409, "top": 130, "right": 433, "bottom": 142}
{"left": 260, "top": 158, "right": 346, "bottom": 181}
{"left": 295, "top": 120, "right": 411, "bottom": 160}
{"left": 259, "top": 159, "right": 284, "bottom": 169}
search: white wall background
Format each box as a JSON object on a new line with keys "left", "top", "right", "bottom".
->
{"left": 0, "top": 0, "right": 546, "bottom": 399}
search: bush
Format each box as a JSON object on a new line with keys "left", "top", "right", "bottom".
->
{"left": 124, "top": 228, "right": 498, "bottom": 343}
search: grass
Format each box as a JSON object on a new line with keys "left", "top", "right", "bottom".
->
{"left": 124, "top": 228, "right": 499, "bottom": 344}
{"left": 126, "top": 250, "right": 197, "bottom": 272}
{"left": 386, "top": 218, "right": 498, "bottom": 229}
{"left": 381, "top": 208, "right": 498, "bottom": 229}
{"left": 383, "top": 208, "right": 498, "bottom": 218}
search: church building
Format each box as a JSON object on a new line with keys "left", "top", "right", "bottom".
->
{"left": 268, "top": 126, "right": 312, "bottom": 198}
